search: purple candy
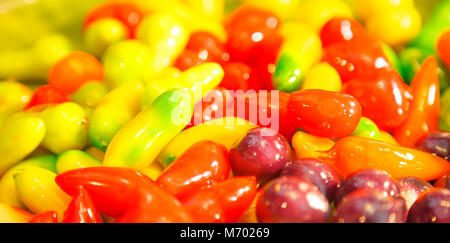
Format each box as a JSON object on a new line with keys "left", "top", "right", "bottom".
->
{"left": 256, "top": 176, "right": 331, "bottom": 223}
{"left": 335, "top": 169, "right": 400, "bottom": 205}
{"left": 334, "top": 190, "right": 407, "bottom": 223}
{"left": 416, "top": 132, "right": 449, "bottom": 161}
{"left": 229, "top": 127, "right": 292, "bottom": 182}
{"left": 398, "top": 177, "right": 433, "bottom": 210}
{"left": 407, "top": 188, "right": 450, "bottom": 223}
{"left": 280, "top": 159, "right": 341, "bottom": 202}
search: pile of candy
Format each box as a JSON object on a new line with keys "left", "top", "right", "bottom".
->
{"left": 0, "top": 0, "right": 449, "bottom": 223}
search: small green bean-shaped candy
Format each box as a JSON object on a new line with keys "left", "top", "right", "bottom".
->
{"left": 352, "top": 117, "right": 381, "bottom": 140}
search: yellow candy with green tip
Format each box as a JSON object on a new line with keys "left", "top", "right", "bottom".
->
{"left": 89, "top": 81, "right": 144, "bottom": 151}
{"left": 142, "top": 63, "right": 224, "bottom": 106}
{"left": 104, "top": 89, "right": 193, "bottom": 170}
{"left": 296, "top": 0, "right": 353, "bottom": 32}
{"left": 56, "top": 150, "right": 102, "bottom": 174}
{"left": 158, "top": 117, "right": 257, "bottom": 167}
{"left": 41, "top": 102, "right": 88, "bottom": 154}
{"left": 0, "top": 117, "right": 46, "bottom": 176}
{"left": 14, "top": 167, "right": 71, "bottom": 221}
{"left": 301, "top": 62, "right": 342, "bottom": 92}
{"left": 0, "top": 155, "right": 57, "bottom": 209}
{"left": 70, "top": 81, "right": 109, "bottom": 109}
{"left": 273, "top": 31, "right": 323, "bottom": 92}
{"left": 137, "top": 12, "right": 189, "bottom": 72}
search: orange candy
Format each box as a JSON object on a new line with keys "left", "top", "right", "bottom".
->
{"left": 321, "top": 136, "right": 450, "bottom": 181}
{"left": 48, "top": 51, "right": 103, "bottom": 94}
{"left": 437, "top": 29, "right": 450, "bottom": 69}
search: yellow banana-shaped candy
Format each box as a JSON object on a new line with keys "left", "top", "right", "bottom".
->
{"left": 0, "top": 117, "right": 46, "bottom": 176}
{"left": 14, "top": 167, "right": 71, "bottom": 221}
{"left": 0, "top": 155, "right": 57, "bottom": 209}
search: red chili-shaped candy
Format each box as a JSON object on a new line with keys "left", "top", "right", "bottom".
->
{"left": 156, "top": 141, "right": 231, "bottom": 200}
{"left": 116, "top": 184, "right": 193, "bottom": 223}
{"left": 55, "top": 167, "right": 153, "bottom": 217}
{"left": 343, "top": 68, "right": 412, "bottom": 131}
{"left": 287, "top": 89, "right": 362, "bottom": 139}
{"left": 62, "top": 186, "right": 103, "bottom": 223}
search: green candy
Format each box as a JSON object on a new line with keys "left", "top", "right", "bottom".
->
{"left": 352, "top": 117, "right": 381, "bottom": 140}
{"left": 272, "top": 54, "right": 305, "bottom": 93}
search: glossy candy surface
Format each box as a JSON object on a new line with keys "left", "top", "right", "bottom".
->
{"left": 0, "top": 0, "right": 449, "bottom": 224}
{"left": 334, "top": 190, "right": 407, "bottom": 223}
{"left": 398, "top": 177, "right": 433, "bottom": 210}
{"left": 407, "top": 188, "right": 450, "bottom": 223}
{"left": 287, "top": 89, "right": 362, "bottom": 139}
{"left": 335, "top": 169, "right": 400, "bottom": 205}
{"left": 256, "top": 176, "right": 331, "bottom": 223}
{"left": 156, "top": 141, "right": 230, "bottom": 200}
{"left": 229, "top": 127, "right": 292, "bottom": 182}
{"left": 280, "top": 159, "right": 341, "bottom": 202}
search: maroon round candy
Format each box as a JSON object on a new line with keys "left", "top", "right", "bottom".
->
{"left": 416, "top": 132, "right": 449, "bottom": 161}
{"left": 229, "top": 127, "right": 292, "bottom": 182}
{"left": 280, "top": 159, "right": 341, "bottom": 202}
{"left": 334, "top": 190, "right": 407, "bottom": 223}
{"left": 256, "top": 176, "right": 331, "bottom": 223}
{"left": 407, "top": 188, "right": 450, "bottom": 223}
{"left": 398, "top": 177, "right": 433, "bottom": 210}
{"left": 335, "top": 169, "right": 400, "bottom": 205}
{"left": 434, "top": 173, "right": 450, "bottom": 189}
